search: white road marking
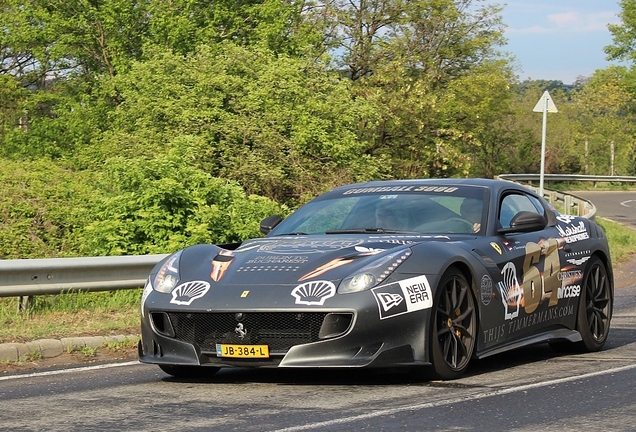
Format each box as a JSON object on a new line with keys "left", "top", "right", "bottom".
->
{"left": 0, "top": 360, "right": 140, "bottom": 381}
{"left": 620, "top": 199, "right": 636, "bottom": 208}
{"left": 272, "top": 363, "right": 636, "bottom": 432}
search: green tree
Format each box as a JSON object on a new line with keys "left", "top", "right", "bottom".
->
{"left": 0, "top": 0, "right": 50, "bottom": 86}
{"left": 146, "top": 0, "right": 323, "bottom": 56}
{"left": 88, "top": 44, "right": 384, "bottom": 205}
{"left": 0, "top": 74, "right": 26, "bottom": 145}
{"left": 570, "top": 67, "right": 635, "bottom": 176}
{"left": 336, "top": 0, "right": 509, "bottom": 179}
{"left": 324, "top": 0, "right": 506, "bottom": 83}
{"left": 1, "top": 0, "right": 149, "bottom": 80}
{"left": 606, "top": 0, "right": 636, "bottom": 64}
{"left": 442, "top": 61, "right": 521, "bottom": 178}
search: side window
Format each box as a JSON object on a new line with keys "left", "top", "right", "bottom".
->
{"left": 499, "top": 193, "right": 543, "bottom": 229}
{"left": 527, "top": 195, "right": 547, "bottom": 216}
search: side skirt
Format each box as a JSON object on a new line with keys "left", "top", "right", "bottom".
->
{"left": 475, "top": 329, "right": 582, "bottom": 359}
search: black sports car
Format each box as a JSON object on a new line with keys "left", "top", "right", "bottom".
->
{"left": 138, "top": 178, "right": 613, "bottom": 380}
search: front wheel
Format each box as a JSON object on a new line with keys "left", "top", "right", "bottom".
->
{"left": 575, "top": 256, "right": 613, "bottom": 352}
{"left": 429, "top": 268, "right": 477, "bottom": 380}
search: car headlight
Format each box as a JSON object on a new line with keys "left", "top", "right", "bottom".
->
{"left": 338, "top": 248, "right": 412, "bottom": 294}
{"left": 153, "top": 251, "right": 182, "bottom": 293}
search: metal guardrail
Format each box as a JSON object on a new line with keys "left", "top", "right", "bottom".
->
{"left": 0, "top": 254, "right": 167, "bottom": 298}
{"left": 497, "top": 173, "right": 636, "bottom": 184}
{"left": 1, "top": 174, "right": 635, "bottom": 299}
{"left": 536, "top": 188, "right": 596, "bottom": 219}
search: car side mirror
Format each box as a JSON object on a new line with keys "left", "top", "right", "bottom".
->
{"left": 498, "top": 211, "right": 546, "bottom": 234}
{"left": 260, "top": 215, "right": 283, "bottom": 235}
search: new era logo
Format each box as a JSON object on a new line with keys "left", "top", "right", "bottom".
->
{"left": 372, "top": 276, "right": 433, "bottom": 320}
{"left": 376, "top": 292, "right": 404, "bottom": 311}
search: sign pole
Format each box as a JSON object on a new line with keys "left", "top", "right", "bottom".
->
{"left": 533, "top": 91, "right": 558, "bottom": 196}
{"left": 539, "top": 101, "right": 548, "bottom": 195}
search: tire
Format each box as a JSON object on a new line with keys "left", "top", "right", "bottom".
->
{"left": 429, "top": 268, "right": 477, "bottom": 380}
{"left": 574, "top": 256, "right": 613, "bottom": 352}
{"left": 159, "top": 364, "right": 220, "bottom": 378}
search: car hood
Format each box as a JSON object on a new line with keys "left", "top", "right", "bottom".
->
{"left": 181, "top": 234, "right": 451, "bottom": 286}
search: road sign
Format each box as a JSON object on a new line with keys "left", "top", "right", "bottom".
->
{"left": 533, "top": 90, "right": 558, "bottom": 113}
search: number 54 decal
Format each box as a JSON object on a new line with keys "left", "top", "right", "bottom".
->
{"left": 521, "top": 238, "right": 561, "bottom": 313}
{"left": 498, "top": 238, "right": 561, "bottom": 319}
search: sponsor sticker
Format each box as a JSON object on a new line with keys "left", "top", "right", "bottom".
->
{"left": 170, "top": 280, "right": 211, "bottom": 306}
{"left": 246, "top": 255, "right": 309, "bottom": 264}
{"left": 558, "top": 270, "right": 583, "bottom": 284}
{"left": 490, "top": 242, "right": 503, "bottom": 255}
{"left": 237, "top": 265, "right": 301, "bottom": 273}
{"left": 480, "top": 274, "right": 493, "bottom": 306}
{"left": 497, "top": 262, "right": 521, "bottom": 320}
{"left": 291, "top": 280, "right": 336, "bottom": 305}
{"left": 372, "top": 275, "right": 433, "bottom": 319}
{"left": 557, "top": 215, "right": 577, "bottom": 224}
{"left": 257, "top": 239, "right": 364, "bottom": 254}
{"left": 210, "top": 250, "right": 235, "bottom": 282}
{"left": 558, "top": 284, "right": 581, "bottom": 299}
{"left": 342, "top": 185, "right": 458, "bottom": 195}
{"left": 566, "top": 256, "right": 590, "bottom": 266}
{"left": 556, "top": 220, "right": 589, "bottom": 243}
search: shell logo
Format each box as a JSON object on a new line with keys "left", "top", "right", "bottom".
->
{"left": 291, "top": 280, "right": 336, "bottom": 306}
{"left": 170, "top": 280, "right": 211, "bottom": 306}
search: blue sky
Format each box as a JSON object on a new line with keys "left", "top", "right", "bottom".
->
{"left": 492, "top": 0, "right": 626, "bottom": 84}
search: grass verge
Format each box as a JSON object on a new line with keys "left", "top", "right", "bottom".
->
{"left": 596, "top": 218, "right": 636, "bottom": 265}
{"left": 0, "top": 289, "right": 141, "bottom": 344}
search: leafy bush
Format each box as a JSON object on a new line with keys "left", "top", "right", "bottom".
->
{"left": 0, "top": 158, "right": 97, "bottom": 258}
{"left": 79, "top": 137, "right": 286, "bottom": 255}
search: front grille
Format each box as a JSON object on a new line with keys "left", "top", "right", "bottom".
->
{"left": 160, "top": 312, "right": 331, "bottom": 354}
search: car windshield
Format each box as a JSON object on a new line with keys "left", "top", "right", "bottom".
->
{"left": 269, "top": 185, "right": 488, "bottom": 236}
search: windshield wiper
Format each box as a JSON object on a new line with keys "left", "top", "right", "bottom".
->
{"left": 325, "top": 228, "right": 416, "bottom": 234}
{"left": 274, "top": 232, "right": 308, "bottom": 236}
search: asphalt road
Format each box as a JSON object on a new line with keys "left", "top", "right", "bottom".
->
{"left": 1, "top": 282, "right": 635, "bottom": 432}
{"left": 574, "top": 190, "right": 636, "bottom": 228}
{"left": 1, "top": 190, "right": 635, "bottom": 431}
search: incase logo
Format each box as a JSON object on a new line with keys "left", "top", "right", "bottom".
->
{"left": 372, "top": 275, "right": 433, "bottom": 319}
{"left": 558, "top": 285, "right": 581, "bottom": 299}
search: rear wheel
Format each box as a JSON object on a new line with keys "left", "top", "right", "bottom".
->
{"left": 429, "top": 268, "right": 476, "bottom": 380}
{"left": 159, "top": 364, "right": 220, "bottom": 378}
{"left": 575, "top": 256, "right": 612, "bottom": 351}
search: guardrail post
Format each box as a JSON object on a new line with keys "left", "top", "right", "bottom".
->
{"left": 564, "top": 195, "right": 572, "bottom": 215}
{"left": 18, "top": 295, "right": 33, "bottom": 312}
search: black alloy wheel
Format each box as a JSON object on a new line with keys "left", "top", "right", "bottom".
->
{"left": 576, "top": 255, "right": 612, "bottom": 351}
{"left": 430, "top": 268, "right": 477, "bottom": 380}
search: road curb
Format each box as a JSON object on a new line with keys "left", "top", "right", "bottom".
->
{"left": 0, "top": 334, "right": 140, "bottom": 363}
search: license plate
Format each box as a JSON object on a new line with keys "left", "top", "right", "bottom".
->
{"left": 216, "top": 344, "right": 269, "bottom": 358}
